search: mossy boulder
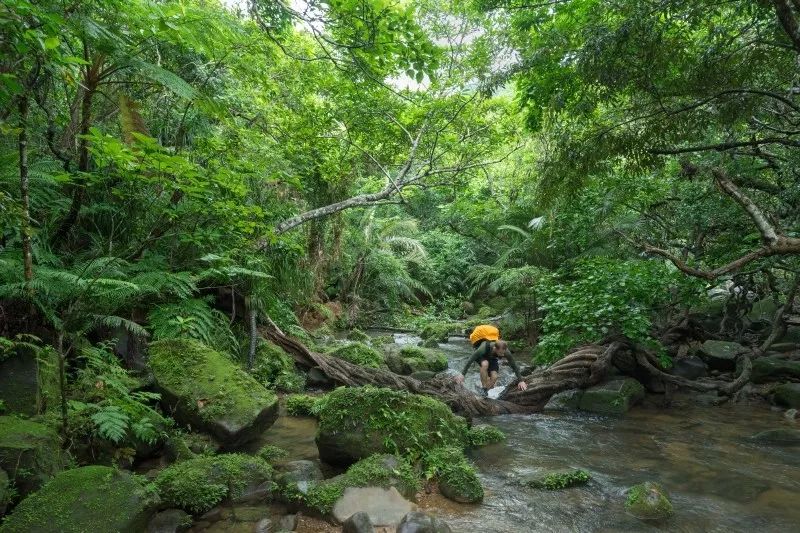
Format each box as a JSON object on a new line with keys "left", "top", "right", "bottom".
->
{"left": 698, "top": 340, "right": 744, "bottom": 371}
{"left": 148, "top": 339, "right": 278, "bottom": 447}
{"left": 285, "top": 394, "right": 320, "bottom": 417}
{"left": 420, "top": 337, "right": 439, "bottom": 348}
{"left": 314, "top": 387, "right": 469, "bottom": 466}
{"left": 327, "top": 342, "right": 385, "bottom": 369}
{"left": 251, "top": 340, "right": 305, "bottom": 393}
{"left": 419, "top": 322, "right": 459, "bottom": 343}
{"left": 275, "top": 460, "right": 324, "bottom": 500}
{"left": 423, "top": 447, "right": 482, "bottom": 504}
{"left": 346, "top": 329, "right": 371, "bottom": 343}
{"left": 0, "top": 465, "right": 159, "bottom": 533}
{"left": 155, "top": 453, "right": 273, "bottom": 514}
{"left": 384, "top": 346, "right": 448, "bottom": 376}
{"left": 578, "top": 379, "right": 645, "bottom": 416}
{"left": 467, "top": 425, "right": 505, "bottom": 447}
{"left": 526, "top": 469, "right": 591, "bottom": 490}
{"left": 624, "top": 481, "right": 673, "bottom": 521}
{"left": 773, "top": 383, "right": 800, "bottom": 409}
{"left": 751, "top": 357, "right": 800, "bottom": 383}
{"left": 0, "top": 416, "right": 64, "bottom": 497}
{"left": 544, "top": 389, "right": 583, "bottom": 411}
{"left": 295, "top": 454, "right": 419, "bottom": 515}
{"left": 0, "top": 346, "right": 58, "bottom": 416}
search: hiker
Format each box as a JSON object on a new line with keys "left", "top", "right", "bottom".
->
{"left": 455, "top": 324, "right": 527, "bottom": 396}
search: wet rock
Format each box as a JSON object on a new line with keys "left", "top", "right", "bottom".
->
{"left": 624, "top": 481, "right": 673, "bottom": 521}
{"left": 347, "top": 329, "right": 371, "bottom": 343}
{"left": 254, "top": 518, "right": 272, "bottom": 533}
{"left": 544, "top": 389, "right": 583, "bottom": 411}
{"left": 277, "top": 513, "right": 297, "bottom": 531}
{"left": 750, "top": 428, "right": 800, "bottom": 446}
{"left": 0, "top": 465, "right": 160, "bottom": 532}
{"left": 333, "top": 486, "right": 416, "bottom": 526}
{"left": 438, "top": 467, "right": 483, "bottom": 503}
{"left": 578, "top": 379, "right": 645, "bottom": 416}
{"left": 669, "top": 356, "right": 708, "bottom": 380}
{"left": 0, "top": 416, "right": 65, "bottom": 497}
{"left": 232, "top": 505, "right": 269, "bottom": 522}
{"left": 342, "top": 511, "right": 375, "bottom": 533}
{"left": 307, "top": 367, "right": 332, "bottom": 386}
{"left": 148, "top": 339, "right": 278, "bottom": 447}
{"left": 409, "top": 370, "right": 437, "bottom": 381}
{"left": 751, "top": 357, "right": 800, "bottom": 384}
{"left": 396, "top": 511, "right": 452, "bottom": 533}
{"left": 383, "top": 346, "right": 448, "bottom": 375}
{"left": 773, "top": 383, "right": 800, "bottom": 409}
{"left": 0, "top": 345, "right": 58, "bottom": 416}
{"left": 146, "top": 509, "right": 192, "bottom": 533}
{"left": 698, "top": 340, "right": 744, "bottom": 372}
{"left": 747, "top": 297, "right": 779, "bottom": 325}
{"left": 315, "top": 387, "right": 468, "bottom": 466}
{"left": 276, "top": 460, "right": 324, "bottom": 498}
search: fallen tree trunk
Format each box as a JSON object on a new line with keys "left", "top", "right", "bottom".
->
{"left": 263, "top": 322, "right": 625, "bottom": 416}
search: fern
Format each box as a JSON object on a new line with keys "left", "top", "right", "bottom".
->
{"left": 90, "top": 404, "right": 129, "bottom": 443}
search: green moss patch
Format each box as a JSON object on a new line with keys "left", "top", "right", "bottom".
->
{"left": 527, "top": 469, "right": 591, "bottom": 490}
{"left": 326, "top": 342, "right": 384, "bottom": 368}
{"left": 315, "top": 386, "right": 469, "bottom": 465}
{"left": 155, "top": 453, "right": 273, "bottom": 514}
{"left": 419, "top": 322, "right": 460, "bottom": 343}
{"left": 285, "top": 394, "right": 320, "bottom": 417}
{"left": 346, "top": 329, "right": 371, "bottom": 343}
{"left": 251, "top": 340, "right": 305, "bottom": 393}
{"left": 0, "top": 466, "right": 159, "bottom": 533}
{"left": 422, "top": 446, "right": 483, "bottom": 503}
{"left": 256, "top": 444, "right": 289, "bottom": 464}
{"left": 467, "top": 425, "right": 506, "bottom": 447}
{"left": 625, "top": 481, "right": 673, "bottom": 520}
{"left": 296, "top": 454, "right": 418, "bottom": 515}
{"left": 148, "top": 339, "right": 278, "bottom": 446}
{"left": 0, "top": 416, "right": 64, "bottom": 497}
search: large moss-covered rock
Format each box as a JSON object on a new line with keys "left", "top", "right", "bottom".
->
{"left": 296, "top": 454, "right": 419, "bottom": 515}
{"left": 383, "top": 346, "right": 448, "bottom": 376}
{"left": 155, "top": 453, "right": 273, "bottom": 514}
{"left": 0, "top": 465, "right": 159, "bottom": 533}
{"left": 327, "top": 342, "right": 385, "bottom": 369}
{"left": 419, "top": 322, "right": 459, "bottom": 343}
{"left": 423, "top": 447, "right": 482, "bottom": 504}
{"left": 624, "top": 481, "right": 673, "bottom": 521}
{"left": 0, "top": 346, "right": 58, "bottom": 416}
{"left": 751, "top": 357, "right": 800, "bottom": 383}
{"left": 314, "top": 387, "right": 469, "bottom": 465}
{"left": 0, "top": 416, "right": 64, "bottom": 497}
{"left": 148, "top": 339, "right": 278, "bottom": 447}
{"left": 698, "top": 340, "right": 744, "bottom": 371}
{"left": 578, "top": 379, "right": 645, "bottom": 416}
{"left": 773, "top": 383, "right": 800, "bottom": 409}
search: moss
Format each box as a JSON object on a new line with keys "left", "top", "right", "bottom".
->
{"left": 0, "top": 416, "right": 64, "bottom": 496}
{"left": 251, "top": 340, "right": 305, "bottom": 392}
{"left": 285, "top": 394, "right": 319, "bottom": 417}
{"left": 371, "top": 335, "right": 395, "bottom": 347}
{"left": 419, "top": 322, "right": 459, "bottom": 342}
{"left": 315, "top": 386, "right": 469, "bottom": 462}
{"left": 301, "top": 454, "right": 419, "bottom": 515}
{"left": 0, "top": 465, "right": 159, "bottom": 533}
{"left": 625, "top": 481, "right": 673, "bottom": 520}
{"left": 527, "top": 469, "right": 591, "bottom": 490}
{"left": 256, "top": 444, "right": 289, "bottom": 464}
{"left": 148, "top": 339, "right": 277, "bottom": 442}
{"left": 398, "top": 346, "right": 448, "bottom": 372}
{"left": 422, "top": 447, "right": 483, "bottom": 503}
{"left": 467, "top": 425, "right": 506, "bottom": 447}
{"left": 155, "top": 453, "right": 273, "bottom": 514}
{"left": 346, "top": 329, "right": 371, "bottom": 343}
{"left": 326, "top": 342, "right": 384, "bottom": 368}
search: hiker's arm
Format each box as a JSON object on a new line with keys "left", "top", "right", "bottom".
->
{"left": 460, "top": 351, "right": 480, "bottom": 376}
{"left": 506, "top": 352, "right": 523, "bottom": 379}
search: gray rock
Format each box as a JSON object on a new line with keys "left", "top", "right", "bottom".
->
{"left": 699, "top": 340, "right": 744, "bottom": 371}
{"left": 0, "top": 345, "right": 58, "bottom": 416}
{"left": 146, "top": 509, "right": 192, "bottom": 533}
{"left": 578, "top": 379, "right": 645, "bottom": 416}
{"left": 669, "top": 356, "right": 707, "bottom": 380}
{"left": 751, "top": 357, "right": 800, "bottom": 383}
{"left": 333, "top": 486, "right": 416, "bottom": 526}
{"left": 276, "top": 460, "right": 324, "bottom": 497}
{"left": 544, "top": 389, "right": 583, "bottom": 411}
{"left": 277, "top": 514, "right": 297, "bottom": 531}
{"left": 773, "top": 383, "right": 800, "bottom": 409}
{"left": 307, "top": 367, "right": 332, "bottom": 386}
{"left": 751, "top": 428, "right": 800, "bottom": 446}
{"left": 343, "top": 511, "right": 375, "bottom": 533}
{"left": 409, "top": 371, "right": 437, "bottom": 381}
{"left": 396, "top": 511, "right": 452, "bottom": 533}
{"left": 624, "top": 481, "right": 673, "bottom": 521}
{"left": 254, "top": 518, "right": 272, "bottom": 533}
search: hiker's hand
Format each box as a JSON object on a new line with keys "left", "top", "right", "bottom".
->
{"left": 517, "top": 381, "right": 528, "bottom": 391}
{"left": 455, "top": 374, "right": 465, "bottom": 384}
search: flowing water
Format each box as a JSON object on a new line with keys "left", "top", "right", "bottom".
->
{"left": 195, "top": 333, "right": 800, "bottom": 532}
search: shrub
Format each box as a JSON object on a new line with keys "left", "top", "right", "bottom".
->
{"left": 285, "top": 394, "right": 319, "bottom": 417}
{"left": 468, "top": 425, "right": 506, "bottom": 447}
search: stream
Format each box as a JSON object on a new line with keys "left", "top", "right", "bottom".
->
{"left": 198, "top": 334, "right": 800, "bottom": 532}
